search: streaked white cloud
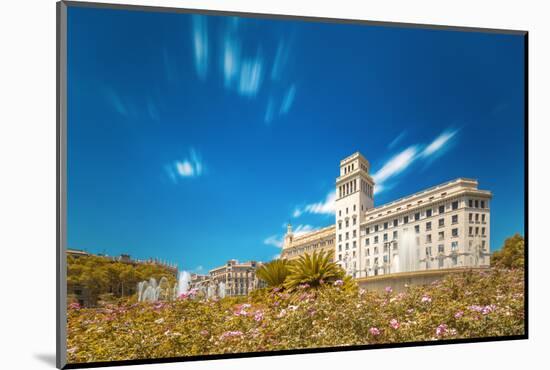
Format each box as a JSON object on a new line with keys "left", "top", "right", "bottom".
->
{"left": 280, "top": 85, "right": 296, "bottom": 115}
{"left": 222, "top": 34, "right": 241, "bottom": 87}
{"left": 420, "top": 129, "right": 458, "bottom": 158}
{"left": 293, "top": 128, "right": 459, "bottom": 213}
{"left": 388, "top": 131, "right": 407, "bottom": 149}
{"left": 372, "top": 146, "right": 419, "bottom": 185}
{"left": 238, "top": 56, "right": 263, "bottom": 97}
{"left": 271, "top": 41, "right": 290, "bottom": 81}
{"left": 192, "top": 15, "right": 209, "bottom": 80}
{"left": 294, "top": 191, "right": 336, "bottom": 217}
{"left": 293, "top": 224, "right": 316, "bottom": 236}
{"left": 165, "top": 149, "right": 204, "bottom": 183}
{"left": 105, "top": 88, "right": 128, "bottom": 116}
{"left": 264, "top": 235, "right": 283, "bottom": 248}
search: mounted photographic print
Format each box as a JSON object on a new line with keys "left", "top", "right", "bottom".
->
{"left": 56, "top": 1, "right": 528, "bottom": 368}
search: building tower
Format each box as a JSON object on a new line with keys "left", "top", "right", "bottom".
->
{"left": 335, "top": 152, "right": 374, "bottom": 278}
{"left": 283, "top": 222, "right": 294, "bottom": 249}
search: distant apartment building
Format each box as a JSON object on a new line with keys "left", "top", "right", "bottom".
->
{"left": 280, "top": 152, "right": 492, "bottom": 278}
{"left": 281, "top": 224, "right": 336, "bottom": 260}
{"left": 190, "top": 259, "right": 265, "bottom": 297}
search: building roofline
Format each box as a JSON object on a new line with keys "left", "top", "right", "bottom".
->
{"left": 367, "top": 177, "right": 489, "bottom": 214}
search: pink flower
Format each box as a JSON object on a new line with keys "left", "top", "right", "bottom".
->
{"left": 220, "top": 330, "right": 243, "bottom": 340}
{"left": 421, "top": 295, "right": 432, "bottom": 303}
{"left": 436, "top": 324, "right": 448, "bottom": 336}
{"left": 254, "top": 310, "right": 264, "bottom": 322}
{"left": 389, "top": 319, "right": 400, "bottom": 329}
{"left": 369, "top": 327, "right": 381, "bottom": 336}
{"left": 298, "top": 283, "right": 310, "bottom": 289}
{"left": 68, "top": 302, "right": 81, "bottom": 310}
{"left": 319, "top": 279, "right": 325, "bottom": 285}
{"left": 333, "top": 280, "right": 344, "bottom": 287}
{"left": 454, "top": 311, "right": 464, "bottom": 319}
{"left": 385, "top": 286, "right": 393, "bottom": 294}
{"left": 200, "top": 329, "right": 209, "bottom": 336}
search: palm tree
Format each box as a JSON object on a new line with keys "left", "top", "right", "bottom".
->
{"left": 256, "top": 259, "right": 292, "bottom": 288}
{"left": 284, "top": 250, "right": 345, "bottom": 290}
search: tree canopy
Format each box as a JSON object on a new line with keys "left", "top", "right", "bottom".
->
{"left": 491, "top": 233, "right": 525, "bottom": 269}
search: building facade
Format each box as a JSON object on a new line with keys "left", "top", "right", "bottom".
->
{"left": 190, "top": 259, "right": 265, "bottom": 297}
{"left": 281, "top": 224, "right": 336, "bottom": 260}
{"left": 282, "top": 152, "right": 492, "bottom": 278}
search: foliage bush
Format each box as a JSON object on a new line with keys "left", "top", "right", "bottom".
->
{"left": 492, "top": 233, "right": 525, "bottom": 269}
{"left": 67, "top": 268, "right": 524, "bottom": 364}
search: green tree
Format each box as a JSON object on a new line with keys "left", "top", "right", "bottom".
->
{"left": 284, "top": 250, "right": 346, "bottom": 290}
{"left": 492, "top": 233, "right": 525, "bottom": 269}
{"left": 256, "top": 259, "right": 291, "bottom": 288}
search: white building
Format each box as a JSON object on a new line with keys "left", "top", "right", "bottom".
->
{"left": 282, "top": 152, "right": 492, "bottom": 277}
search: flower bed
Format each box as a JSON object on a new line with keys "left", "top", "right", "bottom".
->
{"left": 67, "top": 268, "right": 524, "bottom": 363}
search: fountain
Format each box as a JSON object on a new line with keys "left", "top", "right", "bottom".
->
{"left": 218, "top": 281, "right": 226, "bottom": 298}
{"left": 136, "top": 270, "right": 193, "bottom": 302}
{"left": 392, "top": 228, "right": 418, "bottom": 273}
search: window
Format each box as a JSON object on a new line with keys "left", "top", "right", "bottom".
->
{"left": 475, "top": 213, "right": 479, "bottom": 222}
{"left": 353, "top": 230, "right": 357, "bottom": 238}
{"left": 353, "top": 205, "right": 356, "bottom": 211}
{"left": 452, "top": 228, "right": 458, "bottom": 237}
{"left": 452, "top": 201, "right": 459, "bottom": 210}
{"left": 365, "top": 238, "right": 370, "bottom": 246}
{"left": 415, "top": 212, "right": 420, "bottom": 221}
{"left": 383, "top": 255, "right": 388, "bottom": 263}
{"left": 426, "top": 247, "right": 432, "bottom": 256}
{"left": 469, "top": 199, "right": 473, "bottom": 208}
{"left": 366, "top": 227, "right": 370, "bottom": 235}
{"left": 439, "top": 218, "right": 445, "bottom": 227}
{"left": 353, "top": 241, "right": 357, "bottom": 248}
{"left": 353, "top": 251, "right": 356, "bottom": 257}
{"left": 480, "top": 200, "right": 485, "bottom": 208}
{"left": 346, "top": 207, "right": 349, "bottom": 214}
{"left": 427, "top": 234, "right": 432, "bottom": 243}
{"left": 339, "top": 210, "right": 342, "bottom": 216}
{"left": 374, "top": 225, "right": 379, "bottom": 232}
{"left": 475, "top": 227, "right": 479, "bottom": 235}
{"left": 345, "top": 232, "right": 349, "bottom": 240}
{"left": 482, "top": 214, "right": 486, "bottom": 223}
{"left": 393, "top": 219, "right": 398, "bottom": 227}
{"left": 452, "top": 215, "right": 458, "bottom": 224}
{"left": 439, "top": 205, "right": 445, "bottom": 214}
{"left": 353, "top": 218, "right": 357, "bottom": 225}
{"left": 469, "top": 227, "right": 473, "bottom": 236}
{"left": 452, "top": 255, "right": 458, "bottom": 266}
{"left": 438, "top": 231, "right": 444, "bottom": 240}
{"left": 374, "top": 236, "right": 379, "bottom": 244}
{"left": 374, "top": 247, "right": 379, "bottom": 254}
{"left": 339, "top": 254, "right": 342, "bottom": 261}
{"left": 438, "top": 244, "right": 444, "bottom": 253}
{"left": 415, "top": 225, "right": 420, "bottom": 234}
{"left": 384, "top": 222, "right": 388, "bottom": 229}
{"left": 482, "top": 227, "right": 486, "bottom": 236}
{"left": 426, "top": 209, "right": 432, "bottom": 217}
{"left": 475, "top": 200, "right": 479, "bottom": 208}
{"left": 383, "top": 233, "right": 388, "bottom": 242}
{"left": 346, "top": 219, "right": 349, "bottom": 227}
{"left": 393, "top": 230, "right": 398, "bottom": 240}
{"left": 338, "top": 222, "right": 342, "bottom": 230}
{"left": 469, "top": 213, "right": 473, "bottom": 222}
{"left": 338, "top": 245, "right": 342, "bottom": 252}
{"left": 366, "top": 248, "right": 370, "bottom": 256}
{"left": 426, "top": 221, "right": 432, "bottom": 231}
{"left": 404, "top": 216, "right": 409, "bottom": 224}
{"left": 345, "top": 242, "right": 349, "bottom": 250}
{"left": 338, "top": 234, "right": 342, "bottom": 241}
{"left": 451, "top": 241, "right": 458, "bottom": 251}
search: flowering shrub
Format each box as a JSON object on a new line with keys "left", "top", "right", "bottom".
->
{"left": 67, "top": 268, "right": 524, "bottom": 363}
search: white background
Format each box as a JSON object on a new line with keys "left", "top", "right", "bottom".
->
{"left": 0, "top": 0, "right": 547, "bottom": 369}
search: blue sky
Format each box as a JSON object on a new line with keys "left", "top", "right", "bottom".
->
{"left": 67, "top": 6, "right": 525, "bottom": 273}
